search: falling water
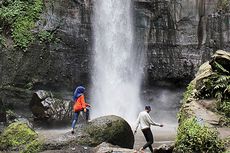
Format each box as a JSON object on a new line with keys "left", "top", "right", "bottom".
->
{"left": 91, "top": 0, "right": 144, "bottom": 122}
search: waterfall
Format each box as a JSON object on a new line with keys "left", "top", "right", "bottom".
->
{"left": 91, "top": 0, "right": 144, "bottom": 122}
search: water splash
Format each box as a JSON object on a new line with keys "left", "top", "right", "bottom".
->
{"left": 90, "top": 0, "right": 144, "bottom": 122}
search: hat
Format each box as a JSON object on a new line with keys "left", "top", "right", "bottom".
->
{"left": 145, "top": 105, "right": 151, "bottom": 111}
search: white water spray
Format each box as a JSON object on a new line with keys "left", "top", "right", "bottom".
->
{"left": 91, "top": 0, "right": 144, "bottom": 122}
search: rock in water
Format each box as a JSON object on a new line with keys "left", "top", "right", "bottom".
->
{"left": 76, "top": 115, "right": 134, "bottom": 149}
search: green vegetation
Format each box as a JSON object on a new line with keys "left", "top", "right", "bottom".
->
{"left": 182, "top": 83, "right": 195, "bottom": 103}
{"left": 174, "top": 117, "right": 225, "bottom": 153}
{"left": 198, "top": 67, "right": 230, "bottom": 119}
{"left": 176, "top": 83, "right": 195, "bottom": 123}
{"left": 217, "top": 0, "right": 230, "bottom": 12}
{"left": 38, "top": 30, "right": 54, "bottom": 43}
{"left": 175, "top": 51, "right": 230, "bottom": 152}
{"left": 0, "top": 122, "right": 43, "bottom": 152}
{"left": 0, "top": 0, "right": 43, "bottom": 48}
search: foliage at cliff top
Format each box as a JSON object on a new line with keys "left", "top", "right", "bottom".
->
{"left": 0, "top": 122, "right": 43, "bottom": 153}
{"left": 174, "top": 117, "right": 225, "bottom": 153}
{"left": 0, "top": 0, "right": 43, "bottom": 48}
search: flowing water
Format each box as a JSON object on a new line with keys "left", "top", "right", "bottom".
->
{"left": 21, "top": 1, "right": 183, "bottom": 150}
{"left": 91, "top": 0, "right": 144, "bottom": 122}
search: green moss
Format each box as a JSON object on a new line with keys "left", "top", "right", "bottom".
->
{"left": 174, "top": 117, "right": 225, "bottom": 153}
{"left": 38, "top": 30, "right": 54, "bottom": 43}
{"left": 82, "top": 120, "right": 127, "bottom": 146}
{"left": 182, "top": 83, "right": 195, "bottom": 103}
{"left": 22, "top": 139, "right": 43, "bottom": 153}
{"left": 0, "top": 0, "right": 43, "bottom": 48}
{"left": 217, "top": 0, "right": 230, "bottom": 12}
{"left": 177, "top": 83, "right": 196, "bottom": 123}
{"left": 0, "top": 122, "right": 42, "bottom": 152}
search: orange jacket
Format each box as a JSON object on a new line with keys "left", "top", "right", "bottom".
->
{"left": 73, "top": 95, "right": 87, "bottom": 112}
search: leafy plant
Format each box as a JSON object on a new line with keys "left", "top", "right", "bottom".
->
{"left": 198, "top": 72, "right": 230, "bottom": 118}
{"left": 174, "top": 117, "right": 225, "bottom": 153}
{"left": 182, "top": 83, "right": 195, "bottom": 103}
{"left": 218, "top": 100, "right": 230, "bottom": 117}
{"left": 0, "top": 0, "right": 43, "bottom": 48}
{"left": 22, "top": 139, "right": 43, "bottom": 153}
{"left": 38, "top": 30, "right": 54, "bottom": 43}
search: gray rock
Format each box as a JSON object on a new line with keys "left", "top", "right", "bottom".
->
{"left": 41, "top": 115, "right": 134, "bottom": 150}
{"left": 94, "top": 142, "right": 135, "bottom": 153}
{"left": 76, "top": 115, "right": 134, "bottom": 149}
{"left": 30, "top": 90, "right": 72, "bottom": 121}
{"left": 153, "top": 144, "right": 174, "bottom": 153}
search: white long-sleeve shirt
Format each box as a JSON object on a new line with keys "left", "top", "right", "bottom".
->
{"left": 135, "top": 111, "right": 161, "bottom": 131}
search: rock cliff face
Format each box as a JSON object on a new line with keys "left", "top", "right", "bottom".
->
{"left": 0, "top": 0, "right": 229, "bottom": 94}
{"left": 0, "top": 0, "right": 92, "bottom": 91}
{"left": 135, "top": 0, "right": 230, "bottom": 84}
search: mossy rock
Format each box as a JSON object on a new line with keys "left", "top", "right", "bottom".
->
{"left": 0, "top": 122, "right": 42, "bottom": 152}
{"left": 76, "top": 115, "right": 134, "bottom": 149}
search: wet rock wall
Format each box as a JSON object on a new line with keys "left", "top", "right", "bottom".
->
{"left": 0, "top": 0, "right": 229, "bottom": 97}
{"left": 134, "top": 0, "right": 230, "bottom": 85}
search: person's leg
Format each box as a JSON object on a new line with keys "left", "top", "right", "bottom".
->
{"left": 141, "top": 128, "right": 154, "bottom": 152}
{"left": 85, "top": 108, "right": 89, "bottom": 121}
{"left": 71, "top": 112, "right": 79, "bottom": 133}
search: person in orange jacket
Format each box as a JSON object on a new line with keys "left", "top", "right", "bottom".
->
{"left": 71, "top": 86, "right": 90, "bottom": 134}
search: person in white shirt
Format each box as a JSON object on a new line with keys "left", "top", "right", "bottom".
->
{"left": 134, "top": 105, "right": 163, "bottom": 153}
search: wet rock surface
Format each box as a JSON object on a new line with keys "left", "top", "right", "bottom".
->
{"left": 153, "top": 144, "right": 174, "bottom": 153}
{"left": 40, "top": 115, "right": 134, "bottom": 150}
{"left": 30, "top": 90, "right": 72, "bottom": 121}
{"left": 78, "top": 115, "right": 134, "bottom": 149}
{"left": 0, "top": 0, "right": 229, "bottom": 93}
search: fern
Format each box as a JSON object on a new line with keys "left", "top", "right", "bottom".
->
{"left": 225, "top": 85, "right": 230, "bottom": 93}
{"left": 214, "top": 61, "right": 229, "bottom": 74}
{"left": 216, "top": 75, "right": 230, "bottom": 83}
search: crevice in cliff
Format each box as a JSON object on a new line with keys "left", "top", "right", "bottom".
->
{"left": 197, "top": 0, "right": 206, "bottom": 49}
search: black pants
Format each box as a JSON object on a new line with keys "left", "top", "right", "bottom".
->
{"left": 142, "top": 128, "right": 154, "bottom": 152}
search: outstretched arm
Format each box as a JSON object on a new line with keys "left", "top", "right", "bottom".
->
{"left": 146, "top": 113, "right": 163, "bottom": 127}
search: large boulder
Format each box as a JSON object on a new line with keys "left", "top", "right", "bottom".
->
{"left": 29, "top": 90, "right": 72, "bottom": 121}
{"left": 40, "top": 115, "right": 134, "bottom": 150}
{"left": 76, "top": 115, "right": 134, "bottom": 149}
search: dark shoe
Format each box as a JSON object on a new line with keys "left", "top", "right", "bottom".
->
{"left": 71, "top": 130, "right": 74, "bottom": 134}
